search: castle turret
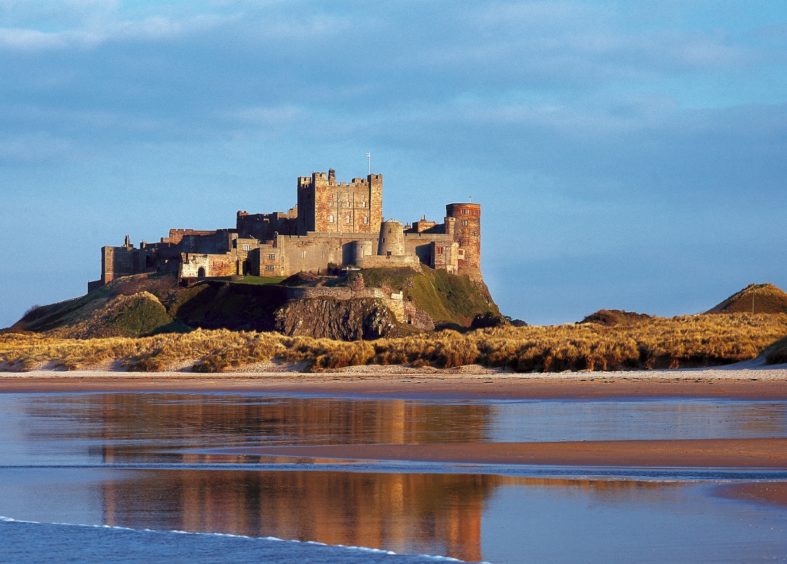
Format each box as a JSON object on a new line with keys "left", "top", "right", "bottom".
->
{"left": 378, "top": 220, "right": 405, "bottom": 257}
{"left": 446, "top": 203, "right": 481, "bottom": 280}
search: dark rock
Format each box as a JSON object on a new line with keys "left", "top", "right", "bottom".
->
{"left": 579, "top": 309, "right": 651, "bottom": 326}
{"left": 274, "top": 298, "right": 398, "bottom": 340}
{"left": 471, "top": 312, "right": 508, "bottom": 329}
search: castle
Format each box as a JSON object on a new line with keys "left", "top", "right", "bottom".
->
{"left": 90, "top": 168, "right": 481, "bottom": 290}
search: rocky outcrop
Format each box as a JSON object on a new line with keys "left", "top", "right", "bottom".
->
{"left": 274, "top": 298, "right": 399, "bottom": 340}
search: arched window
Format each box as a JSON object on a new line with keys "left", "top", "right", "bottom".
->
{"left": 328, "top": 214, "right": 335, "bottom": 223}
{"left": 197, "top": 267, "right": 206, "bottom": 279}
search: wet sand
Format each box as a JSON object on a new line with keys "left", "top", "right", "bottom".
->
{"left": 716, "top": 482, "right": 787, "bottom": 507}
{"left": 0, "top": 367, "right": 785, "bottom": 399}
{"left": 3, "top": 368, "right": 786, "bottom": 510}
{"left": 217, "top": 438, "right": 787, "bottom": 469}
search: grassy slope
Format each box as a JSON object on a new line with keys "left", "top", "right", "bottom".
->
{"left": 765, "top": 336, "right": 787, "bottom": 364}
{"left": 170, "top": 282, "right": 286, "bottom": 331}
{"left": 360, "top": 267, "right": 499, "bottom": 326}
{"left": 13, "top": 287, "right": 112, "bottom": 333}
{"left": 707, "top": 283, "right": 787, "bottom": 314}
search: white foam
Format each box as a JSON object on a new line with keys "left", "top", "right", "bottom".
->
{"left": 0, "top": 515, "right": 463, "bottom": 561}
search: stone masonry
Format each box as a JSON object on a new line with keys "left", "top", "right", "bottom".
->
{"left": 89, "top": 168, "right": 482, "bottom": 290}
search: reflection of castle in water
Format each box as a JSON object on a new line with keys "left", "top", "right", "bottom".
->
{"left": 101, "top": 470, "right": 492, "bottom": 562}
{"left": 82, "top": 394, "right": 493, "bottom": 456}
{"left": 28, "top": 394, "right": 494, "bottom": 561}
{"left": 22, "top": 394, "right": 700, "bottom": 561}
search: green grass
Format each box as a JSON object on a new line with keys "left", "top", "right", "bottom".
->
{"left": 14, "top": 286, "right": 112, "bottom": 332}
{"left": 359, "top": 267, "right": 499, "bottom": 326}
{"left": 98, "top": 293, "right": 174, "bottom": 337}
{"left": 222, "top": 276, "right": 288, "bottom": 286}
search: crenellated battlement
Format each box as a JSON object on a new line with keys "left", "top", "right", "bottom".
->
{"left": 93, "top": 166, "right": 482, "bottom": 289}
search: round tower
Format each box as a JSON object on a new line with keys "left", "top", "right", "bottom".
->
{"left": 378, "top": 220, "right": 405, "bottom": 257}
{"left": 445, "top": 203, "right": 481, "bottom": 279}
{"left": 352, "top": 239, "right": 374, "bottom": 264}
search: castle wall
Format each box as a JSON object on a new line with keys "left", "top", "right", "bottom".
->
{"left": 276, "top": 232, "right": 378, "bottom": 276}
{"left": 237, "top": 209, "right": 297, "bottom": 241}
{"left": 401, "top": 232, "right": 457, "bottom": 273}
{"left": 234, "top": 237, "right": 260, "bottom": 275}
{"left": 180, "top": 253, "right": 237, "bottom": 279}
{"left": 247, "top": 243, "right": 284, "bottom": 277}
{"left": 101, "top": 246, "right": 135, "bottom": 284}
{"left": 100, "top": 244, "right": 155, "bottom": 284}
{"left": 356, "top": 255, "right": 421, "bottom": 270}
{"left": 179, "top": 231, "right": 234, "bottom": 254}
{"left": 161, "top": 229, "right": 217, "bottom": 245}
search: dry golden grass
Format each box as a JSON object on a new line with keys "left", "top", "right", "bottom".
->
{"left": 1, "top": 313, "right": 785, "bottom": 373}
{"left": 765, "top": 336, "right": 787, "bottom": 365}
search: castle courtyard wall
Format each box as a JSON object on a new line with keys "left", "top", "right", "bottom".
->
{"left": 180, "top": 252, "right": 237, "bottom": 278}
{"left": 275, "top": 232, "right": 378, "bottom": 276}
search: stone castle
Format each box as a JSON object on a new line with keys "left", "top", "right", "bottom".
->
{"left": 90, "top": 168, "right": 481, "bottom": 290}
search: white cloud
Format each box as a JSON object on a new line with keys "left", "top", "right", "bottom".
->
{"left": 0, "top": 12, "right": 230, "bottom": 51}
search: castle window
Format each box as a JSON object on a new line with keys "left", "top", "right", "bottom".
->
{"left": 265, "top": 265, "right": 275, "bottom": 272}
{"left": 345, "top": 215, "right": 351, "bottom": 224}
{"left": 268, "top": 253, "right": 276, "bottom": 260}
{"left": 242, "top": 244, "right": 250, "bottom": 251}
{"left": 363, "top": 216, "right": 368, "bottom": 224}
{"left": 462, "top": 220, "right": 468, "bottom": 226}
{"left": 328, "top": 214, "right": 335, "bottom": 223}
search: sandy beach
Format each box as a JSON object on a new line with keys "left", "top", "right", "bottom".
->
{"left": 3, "top": 366, "right": 786, "bottom": 510}
{"left": 716, "top": 482, "right": 787, "bottom": 507}
{"left": 218, "top": 438, "right": 787, "bottom": 468}
{"left": 0, "top": 365, "right": 785, "bottom": 399}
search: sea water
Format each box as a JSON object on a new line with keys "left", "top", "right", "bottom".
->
{"left": 0, "top": 516, "right": 447, "bottom": 563}
{"left": 0, "top": 392, "right": 786, "bottom": 563}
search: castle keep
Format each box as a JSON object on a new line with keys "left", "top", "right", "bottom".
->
{"left": 90, "top": 169, "right": 481, "bottom": 290}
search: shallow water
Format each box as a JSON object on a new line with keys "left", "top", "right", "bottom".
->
{"left": 0, "top": 392, "right": 785, "bottom": 562}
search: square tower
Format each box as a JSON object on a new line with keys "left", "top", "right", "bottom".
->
{"left": 296, "top": 169, "right": 382, "bottom": 235}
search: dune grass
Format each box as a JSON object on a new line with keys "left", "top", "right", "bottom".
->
{"left": 2, "top": 313, "right": 785, "bottom": 374}
{"left": 765, "top": 336, "right": 787, "bottom": 365}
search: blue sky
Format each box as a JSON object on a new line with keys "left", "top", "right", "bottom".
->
{"left": 1, "top": 0, "right": 786, "bottom": 326}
